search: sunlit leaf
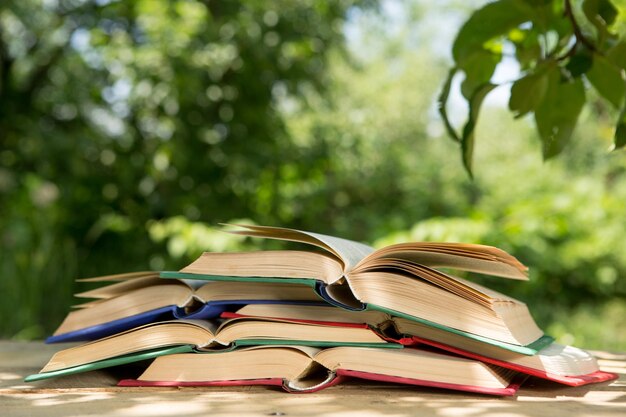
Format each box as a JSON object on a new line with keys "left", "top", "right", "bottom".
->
{"left": 512, "top": 29, "right": 542, "bottom": 71}
{"left": 534, "top": 68, "right": 586, "bottom": 159}
{"left": 437, "top": 67, "right": 461, "bottom": 143}
{"left": 607, "top": 41, "right": 626, "bottom": 69}
{"left": 509, "top": 72, "right": 549, "bottom": 118}
{"left": 582, "top": 0, "right": 618, "bottom": 47}
{"left": 586, "top": 53, "right": 625, "bottom": 109}
{"left": 452, "top": 0, "right": 534, "bottom": 64}
{"left": 460, "top": 49, "right": 501, "bottom": 100}
{"left": 583, "top": 0, "right": 618, "bottom": 28}
{"left": 461, "top": 83, "right": 498, "bottom": 176}
{"left": 615, "top": 99, "right": 626, "bottom": 149}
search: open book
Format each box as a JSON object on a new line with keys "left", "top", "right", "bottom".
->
{"left": 117, "top": 345, "right": 525, "bottom": 395}
{"left": 27, "top": 317, "right": 398, "bottom": 381}
{"left": 169, "top": 224, "right": 544, "bottom": 349}
{"left": 47, "top": 271, "right": 323, "bottom": 343}
{"left": 226, "top": 304, "right": 617, "bottom": 386}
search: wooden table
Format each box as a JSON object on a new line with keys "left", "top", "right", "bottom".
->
{"left": 1, "top": 341, "right": 624, "bottom": 417}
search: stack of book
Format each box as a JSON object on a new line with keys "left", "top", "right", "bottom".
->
{"left": 27, "top": 224, "right": 617, "bottom": 394}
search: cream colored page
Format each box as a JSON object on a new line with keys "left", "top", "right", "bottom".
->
{"left": 224, "top": 224, "right": 375, "bottom": 271}
{"left": 241, "top": 344, "right": 322, "bottom": 358}
{"left": 76, "top": 271, "right": 159, "bottom": 283}
{"left": 450, "top": 273, "right": 522, "bottom": 303}
{"left": 359, "top": 246, "right": 528, "bottom": 280}
{"left": 74, "top": 276, "right": 168, "bottom": 299}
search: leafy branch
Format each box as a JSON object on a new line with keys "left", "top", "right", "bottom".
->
{"left": 440, "top": 0, "right": 626, "bottom": 176}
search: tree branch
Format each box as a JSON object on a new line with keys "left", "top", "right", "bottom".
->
{"left": 564, "top": 0, "right": 597, "bottom": 52}
{"left": 556, "top": 39, "right": 579, "bottom": 61}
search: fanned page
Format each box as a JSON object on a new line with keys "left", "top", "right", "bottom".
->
{"left": 350, "top": 258, "right": 521, "bottom": 308}
{"left": 74, "top": 275, "right": 171, "bottom": 300}
{"left": 224, "top": 224, "right": 527, "bottom": 279}
{"left": 356, "top": 242, "right": 528, "bottom": 280}
{"left": 223, "top": 224, "right": 375, "bottom": 271}
{"left": 179, "top": 250, "right": 345, "bottom": 284}
{"left": 76, "top": 271, "right": 159, "bottom": 283}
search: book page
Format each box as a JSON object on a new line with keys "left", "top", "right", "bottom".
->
{"left": 74, "top": 276, "right": 170, "bottom": 299}
{"left": 241, "top": 344, "right": 322, "bottom": 358}
{"left": 76, "top": 271, "right": 159, "bottom": 282}
{"left": 358, "top": 243, "right": 528, "bottom": 280}
{"left": 351, "top": 258, "right": 522, "bottom": 306}
{"left": 223, "top": 224, "right": 375, "bottom": 271}
{"left": 313, "top": 347, "right": 516, "bottom": 389}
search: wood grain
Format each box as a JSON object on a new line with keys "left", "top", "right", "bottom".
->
{"left": 1, "top": 341, "right": 624, "bottom": 417}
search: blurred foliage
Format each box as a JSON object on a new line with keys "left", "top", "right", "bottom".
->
{"left": 441, "top": 0, "right": 626, "bottom": 175}
{"left": 0, "top": 0, "right": 365, "bottom": 338}
{"left": 1, "top": 0, "right": 624, "bottom": 350}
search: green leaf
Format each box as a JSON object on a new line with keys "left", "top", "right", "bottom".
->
{"left": 583, "top": 0, "right": 618, "bottom": 28}
{"left": 534, "top": 68, "right": 586, "bottom": 159}
{"left": 586, "top": 53, "right": 625, "bottom": 108}
{"left": 461, "top": 83, "right": 498, "bottom": 176}
{"left": 512, "top": 29, "right": 542, "bottom": 71}
{"left": 438, "top": 67, "right": 461, "bottom": 143}
{"left": 460, "top": 49, "right": 501, "bottom": 99}
{"left": 521, "top": 0, "right": 553, "bottom": 6}
{"left": 583, "top": 0, "right": 618, "bottom": 46}
{"left": 522, "top": 0, "right": 569, "bottom": 39}
{"left": 509, "top": 72, "right": 549, "bottom": 118}
{"left": 565, "top": 50, "right": 593, "bottom": 78}
{"left": 615, "top": 99, "right": 626, "bottom": 149}
{"left": 452, "top": 0, "right": 534, "bottom": 64}
{"left": 607, "top": 41, "right": 626, "bottom": 69}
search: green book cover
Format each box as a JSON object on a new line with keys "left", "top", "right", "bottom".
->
{"left": 25, "top": 345, "right": 195, "bottom": 382}
{"left": 367, "top": 304, "right": 554, "bottom": 355}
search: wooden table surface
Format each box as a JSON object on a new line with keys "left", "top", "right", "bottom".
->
{"left": 0, "top": 341, "right": 624, "bottom": 417}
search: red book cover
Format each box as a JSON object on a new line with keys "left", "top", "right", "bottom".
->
{"left": 117, "top": 370, "right": 521, "bottom": 395}
{"left": 405, "top": 335, "right": 618, "bottom": 387}
{"left": 117, "top": 376, "right": 346, "bottom": 393}
{"left": 336, "top": 369, "right": 526, "bottom": 396}
{"left": 118, "top": 377, "right": 285, "bottom": 389}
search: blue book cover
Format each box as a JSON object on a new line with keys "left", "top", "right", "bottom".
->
{"left": 46, "top": 300, "right": 329, "bottom": 343}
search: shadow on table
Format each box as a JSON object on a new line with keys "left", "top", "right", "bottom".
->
{"left": 1, "top": 353, "right": 625, "bottom": 417}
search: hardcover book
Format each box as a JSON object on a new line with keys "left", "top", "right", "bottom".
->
{"left": 117, "top": 345, "right": 526, "bottom": 395}
{"left": 47, "top": 271, "right": 325, "bottom": 343}
{"left": 28, "top": 317, "right": 400, "bottom": 381}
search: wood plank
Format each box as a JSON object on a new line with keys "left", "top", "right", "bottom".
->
{"left": 1, "top": 341, "right": 624, "bottom": 417}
